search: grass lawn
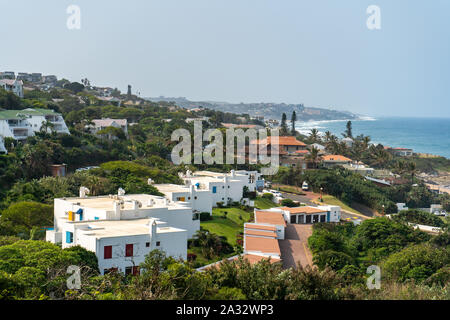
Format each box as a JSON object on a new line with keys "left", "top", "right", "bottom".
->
{"left": 272, "top": 184, "right": 306, "bottom": 195}
{"left": 201, "top": 207, "right": 251, "bottom": 246}
{"left": 315, "top": 195, "right": 363, "bottom": 215}
{"left": 254, "top": 197, "right": 280, "bottom": 209}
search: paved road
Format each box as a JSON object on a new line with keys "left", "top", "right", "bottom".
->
{"left": 279, "top": 224, "right": 313, "bottom": 269}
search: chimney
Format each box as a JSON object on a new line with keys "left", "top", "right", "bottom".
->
{"left": 149, "top": 219, "right": 157, "bottom": 238}
{"left": 79, "top": 186, "right": 90, "bottom": 198}
{"left": 118, "top": 188, "right": 125, "bottom": 196}
{"left": 112, "top": 201, "right": 121, "bottom": 220}
{"left": 231, "top": 170, "right": 235, "bottom": 178}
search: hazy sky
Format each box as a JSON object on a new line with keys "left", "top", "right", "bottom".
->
{"left": 1, "top": 0, "right": 449, "bottom": 117}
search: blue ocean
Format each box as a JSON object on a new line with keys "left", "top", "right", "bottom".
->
{"left": 295, "top": 117, "right": 450, "bottom": 159}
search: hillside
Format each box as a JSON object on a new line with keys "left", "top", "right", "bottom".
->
{"left": 146, "top": 96, "right": 360, "bottom": 121}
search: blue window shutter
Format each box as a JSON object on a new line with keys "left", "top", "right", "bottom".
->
{"left": 213, "top": 186, "right": 217, "bottom": 193}
{"left": 66, "top": 231, "right": 73, "bottom": 243}
{"left": 94, "top": 217, "right": 99, "bottom": 220}
{"left": 327, "top": 212, "right": 330, "bottom": 222}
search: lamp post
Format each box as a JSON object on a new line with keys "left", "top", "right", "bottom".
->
{"left": 382, "top": 204, "right": 385, "bottom": 215}
{"left": 320, "top": 187, "right": 323, "bottom": 202}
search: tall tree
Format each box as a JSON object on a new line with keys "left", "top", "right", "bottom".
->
{"left": 343, "top": 121, "right": 353, "bottom": 138}
{"left": 280, "top": 113, "right": 288, "bottom": 136}
{"left": 305, "top": 146, "right": 321, "bottom": 168}
{"left": 291, "top": 111, "right": 297, "bottom": 135}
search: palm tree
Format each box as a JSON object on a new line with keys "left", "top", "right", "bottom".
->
{"left": 324, "top": 131, "right": 333, "bottom": 143}
{"left": 305, "top": 146, "right": 320, "bottom": 168}
{"left": 309, "top": 129, "right": 320, "bottom": 144}
{"left": 406, "top": 161, "right": 417, "bottom": 184}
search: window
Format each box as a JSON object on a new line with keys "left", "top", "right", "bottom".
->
{"left": 66, "top": 231, "right": 73, "bottom": 244}
{"left": 194, "top": 196, "right": 197, "bottom": 200}
{"left": 125, "top": 267, "right": 132, "bottom": 276}
{"left": 125, "top": 244, "right": 133, "bottom": 257}
{"left": 222, "top": 186, "right": 225, "bottom": 189}
{"left": 132, "top": 266, "right": 140, "bottom": 276}
{"left": 104, "top": 246, "right": 112, "bottom": 259}
{"left": 228, "top": 186, "right": 230, "bottom": 189}
{"left": 212, "top": 186, "right": 217, "bottom": 194}
{"left": 146, "top": 242, "right": 150, "bottom": 247}
{"left": 156, "top": 241, "right": 161, "bottom": 247}
{"left": 188, "top": 197, "right": 191, "bottom": 200}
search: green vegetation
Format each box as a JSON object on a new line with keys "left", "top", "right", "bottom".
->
{"left": 318, "top": 195, "right": 363, "bottom": 215}
{"left": 201, "top": 207, "right": 250, "bottom": 246}
{"left": 308, "top": 218, "right": 450, "bottom": 288}
{"left": 392, "top": 209, "right": 447, "bottom": 228}
{"left": 0, "top": 239, "right": 98, "bottom": 300}
{"left": 254, "top": 197, "right": 279, "bottom": 209}
{"left": 409, "top": 155, "right": 450, "bottom": 173}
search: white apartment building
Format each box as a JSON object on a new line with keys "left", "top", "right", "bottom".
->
{"left": 180, "top": 170, "right": 263, "bottom": 206}
{"left": 154, "top": 184, "right": 213, "bottom": 214}
{"left": 0, "top": 79, "right": 24, "bottom": 98}
{"left": 0, "top": 108, "right": 70, "bottom": 141}
{"left": 46, "top": 192, "right": 198, "bottom": 275}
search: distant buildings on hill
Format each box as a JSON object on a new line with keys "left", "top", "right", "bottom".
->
{"left": 0, "top": 108, "right": 70, "bottom": 154}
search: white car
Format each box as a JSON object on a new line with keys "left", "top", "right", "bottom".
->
{"left": 302, "top": 181, "right": 309, "bottom": 191}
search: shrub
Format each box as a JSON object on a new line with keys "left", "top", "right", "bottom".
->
{"left": 262, "top": 193, "right": 273, "bottom": 200}
{"left": 393, "top": 209, "right": 446, "bottom": 228}
{"left": 216, "top": 202, "right": 225, "bottom": 208}
{"left": 281, "top": 199, "right": 297, "bottom": 207}
{"left": 199, "top": 212, "right": 212, "bottom": 221}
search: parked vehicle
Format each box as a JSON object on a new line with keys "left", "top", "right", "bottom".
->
{"left": 302, "top": 181, "right": 309, "bottom": 191}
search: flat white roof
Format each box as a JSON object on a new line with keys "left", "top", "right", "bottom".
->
{"left": 73, "top": 218, "right": 185, "bottom": 239}
{"left": 154, "top": 184, "right": 191, "bottom": 193}
{"left": 57, "top": 194, "right": 189, "bottom": 211}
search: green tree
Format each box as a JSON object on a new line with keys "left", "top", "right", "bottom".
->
{"left": 0, "top": 202, "right": 53, "bottom": 239}
{"left": 291, "top": 111, "right": 297, "bottom": 135}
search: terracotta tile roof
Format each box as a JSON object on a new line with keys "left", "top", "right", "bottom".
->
{"left": 321, "top": 155, "right": 352, "bottom": 162}
{"left": 251, "top": 136, "right": 306, "bottom": 147}
{"left": 255, "top": 210, "right": 287, "bottom": 226}
{"left": 295, "top": 150, "right": 310, "bottom": 154}
{"left": 244, "top": 235, "right": 281, "bottom": 255}
{"left": 245, "top": 224, "right": 277, "bottom": 231}
{"left": 244, "top": 229, "right": 278, "bottom": 238}
{"left": 280, "top": 206, "right": 328, "bottom": 214}
{"left": 236, "top": 254, "right": 281, "bottom": 264}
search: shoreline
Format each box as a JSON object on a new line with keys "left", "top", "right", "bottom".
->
{"left": 295, "top": 117, "right": 449, "bottom": 160}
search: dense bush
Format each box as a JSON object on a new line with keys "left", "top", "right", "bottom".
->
{"left": 393, "top": 209, "right": 446, "bottom": 228}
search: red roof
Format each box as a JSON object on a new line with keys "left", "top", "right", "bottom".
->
{"left": 321, "top": 155, "right": 352, "bottom": 162}
{"left": 251, "top": 136, "right": 306, "bottom": 147}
